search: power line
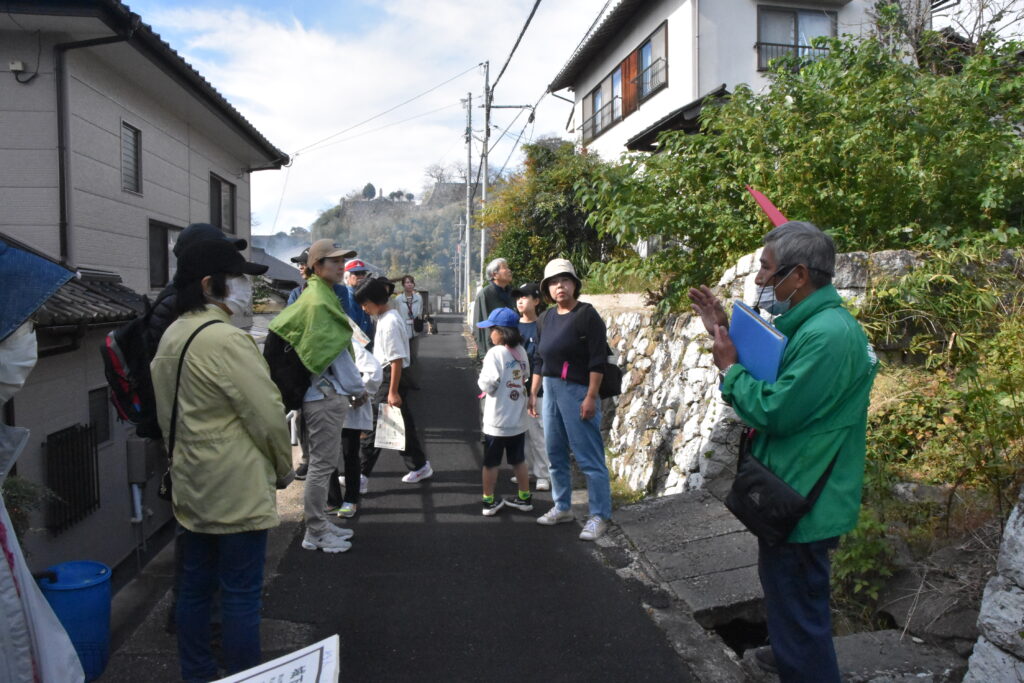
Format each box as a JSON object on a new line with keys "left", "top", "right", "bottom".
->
{"left": 299, "top": 101, "right": 463, "bottom": 155}
{"left": 293, "top": 63, "right": 479, "bottom": 156}
{"left": 491, "top": 0, "right": 542, "bottom": 94}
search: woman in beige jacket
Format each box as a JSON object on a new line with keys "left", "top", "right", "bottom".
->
{"left": 151, "top": 240, "right": 293, "bottom": 682}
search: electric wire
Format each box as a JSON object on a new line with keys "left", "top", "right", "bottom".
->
{"left": 293, "top": 63, "right": 479, "bottom": 156}
{"left": 490, "top": 0, "right": 542, "bottom": 94}
{"left": 298, "top": 101, "right": 463, "bottom": 155}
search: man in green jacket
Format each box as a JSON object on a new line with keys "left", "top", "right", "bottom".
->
{"left": 689, "top": 221, "right": 878, "bottom": 682}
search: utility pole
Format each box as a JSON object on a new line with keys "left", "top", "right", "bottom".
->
{"left": 480, "top": 61, "right": 490, "bottom": 283}
{"left": 462, "top": 92, "right": 473, "bottom": 313}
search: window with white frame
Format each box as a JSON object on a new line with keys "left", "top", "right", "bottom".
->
{"left": 757, "top": 6, "right": 836, "bottom": 70}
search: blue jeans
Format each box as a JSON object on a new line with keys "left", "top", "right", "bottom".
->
{"left": 542, "top": 377, "right": 611, "bottom": 520}
{"left": 758, "top": 537, "right": 840, "bottom": 683}
{"left": 177, "top": 529, "right": 268, "bottom": 683}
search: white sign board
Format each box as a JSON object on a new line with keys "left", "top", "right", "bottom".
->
{"left": 213, "top": 635, "right": 339, "bottom": 683}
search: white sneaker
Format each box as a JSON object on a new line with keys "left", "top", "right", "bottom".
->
{"left": 579, "top": 516, "right": 609, "bottom": 541}
{"left": 338, "top": 502, "right": 358, "bottom": 518}
{"left": 536, "top": 478, "right": 551, "bottom": 491}
{"left": 359, "top": 474, "right": 368, "bottom": 494}
{"left": 536, "top": 507, "right": 574, "bottom": 526}
{"left": 401, "top": 461, "right": 433, "bottom": 483}
{"left": 301, "top": 531, "right": 351, "bottom": 553}
{"left": 326, "top": 524, "right": 354, "bottom": 540}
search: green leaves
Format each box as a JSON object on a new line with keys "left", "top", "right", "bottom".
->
{"left": 581, "top": 32, "right": 1024, "bottom": 308}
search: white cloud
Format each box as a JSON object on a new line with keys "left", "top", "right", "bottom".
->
{"left": 144, "top": 0, "right": 598, "bottom": 234}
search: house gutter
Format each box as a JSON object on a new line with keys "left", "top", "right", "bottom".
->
{"left": 693, "top": 0, "right": 700, "bottom": 99}
{"left": 55, "top": 25, "right": 138, "bottom": 265}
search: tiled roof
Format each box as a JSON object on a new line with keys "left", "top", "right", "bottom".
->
{"left": 625, "top": 84, "right": 729, "bottom": 151}
{"left": 548, "top": 0, "right": 649, "bottom": 93}
{"left": 35, "top": 273, "right": 145, "bottom": 328}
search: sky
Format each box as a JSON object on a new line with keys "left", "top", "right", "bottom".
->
{"left": 122, "top": 0, "right": 601, "bottom": 235}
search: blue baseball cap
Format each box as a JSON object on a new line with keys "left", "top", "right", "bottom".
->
{"left": 476, "top": 307, "right": 519, "bottom": 328}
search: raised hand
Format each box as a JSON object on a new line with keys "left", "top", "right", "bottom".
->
{"left": 687, "top": 285, "right": 728, "bottom": 335}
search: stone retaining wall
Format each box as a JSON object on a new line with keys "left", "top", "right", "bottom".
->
{"left": 964, "top": 489, "right": 1024, "bottom": 680}
{"left": 595, "top": 248, "right": 916, "bottom": 496}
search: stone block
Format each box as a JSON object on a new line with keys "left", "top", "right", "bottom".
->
{"left": 831, "top": 630, "right": 967, "bottom": 683}
{"left": 877, "top": 567, "right": 980, "bottom": 643}
{"left": 834, "top": 251, "right": 870, "bottom": 289}
{"left": 964, "top": 636, "right": 1024, "bottom": 682}
{"left": 870, "top": 249, "right": 917, "bottom": 279}
{"left": 996, "top": 499, "right": 1024, "bottom": 588}
{"left": 668, "top": 565, "right": 764, "bottom": 628}
{"left": 976, "top": 575, "right": 1024, "bottom": 659}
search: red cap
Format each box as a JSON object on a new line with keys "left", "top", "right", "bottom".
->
{"left": 344, "top": 259, "right": 368, "bottom": 272}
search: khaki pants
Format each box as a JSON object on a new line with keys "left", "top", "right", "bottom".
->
{"left": 302, "top": 389, "right": 350, "bottom": 535}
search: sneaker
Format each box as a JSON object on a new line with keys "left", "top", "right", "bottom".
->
{"left": 401, "top": 461, "right": 433, "bottom": 484}
{"left": 324, "top": 503, "right": 342, "bottom": 515}
{"left": 504, "top": 494, "right": 533, "bottom": 512}
{"left": 579, "top": 516, "right": 609, "bottom": 541}
{"left": 753, "top": 647, "right": 777, "bottom": 674}
{"left": 327, "top": 524, "right": 355, "bottom": 540}
{"left": 338, "top": 502, "right": 358, "bottom": 518}
{"left": 359, "top": 474, "right": 368, "bottom": 494}
{"left": 536, "top": 507, "right": 574, "bottom": 525}
{"left": 301, "top": 531, "right": 351, "bottom": 553}
{"left": 295, "top": 463, "right": 308, "bottom": 480}
{"left": 510, "top": 475, "right": 519, "bottom": 484}
{"left": 481, "top": 498, "right": 504, "bottom": 516}
{"left": 536, "top": 478, "right": 551, "bottom": 491}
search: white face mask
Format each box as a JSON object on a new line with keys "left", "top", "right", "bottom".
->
{"left": 210, "top": 275, "right": 252, "bottom": 318}
{"left": 0, "top": 321, "right": 38, "bottom": 404}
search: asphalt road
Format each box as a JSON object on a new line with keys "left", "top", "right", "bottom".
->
{"left": 261, "top": 313, "right": 693, "bottom": 682}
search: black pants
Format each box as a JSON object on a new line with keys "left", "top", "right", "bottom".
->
{"left": 360, "top": 365, "right": 427, "bottom": 474}
{"left": 327, "top": 428, "right": 364, "bottom": 505}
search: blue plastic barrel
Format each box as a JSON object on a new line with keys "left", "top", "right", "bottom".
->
{"left": 36, "top": 560, "right": 112, "bottom": 682}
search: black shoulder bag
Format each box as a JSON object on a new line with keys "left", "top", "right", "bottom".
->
{"left": 724, "top": 427, "right": 839, "bottom": 546}
{"left": 157, "top": 320, "right": 222, "bottom": 502}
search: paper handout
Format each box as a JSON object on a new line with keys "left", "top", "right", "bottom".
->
{"left": 374, "top": 403, "right": 406, "bottom": 451}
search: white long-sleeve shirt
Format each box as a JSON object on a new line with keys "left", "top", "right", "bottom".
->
{"left": 477, "top": 344, "right": 529, "bottom": 437}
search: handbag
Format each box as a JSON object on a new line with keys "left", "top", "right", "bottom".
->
{"left": 724, "top": 427, "right": 838, "bottom": 546}
{"left": 157, "top": 320, "right": 222, "bottom": 502}
{"left": 405, "top": 297, "right": 424, "bottom": 333}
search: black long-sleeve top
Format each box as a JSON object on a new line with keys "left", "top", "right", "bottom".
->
{"left": 535, "top": 303, "right": 607, "bottom": 386}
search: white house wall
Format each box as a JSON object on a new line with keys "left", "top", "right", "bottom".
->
{"left": 0, "top": 29, "right": 61, "bottom": 255}
{"left": 572, "top": 0, "right": 693, "bottom": 160}
{"left": 699, "top": 0, "right": 873, "bottom": 98}
{"left": 13, "top": 330, "right": 175, "bottom": 572}
{"left": 568, "top": 0, "right": 874, "bottom": 159}
{"left": 66, "top": 47, "right": 254, "bottom": 294}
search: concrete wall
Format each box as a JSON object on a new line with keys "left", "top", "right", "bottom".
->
{"left": 14, "top": 329, "right": 174, "bottom": 572}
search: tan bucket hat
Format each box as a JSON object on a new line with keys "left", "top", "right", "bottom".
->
{"left": 307, "top": 239, "right": 356, "bottom": 265}
{"left": 540, "top": 258, "right": 581, "bottom": 302}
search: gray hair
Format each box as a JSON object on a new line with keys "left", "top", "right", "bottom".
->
{"left": 763, "top": 221, "right": 835, "bottom": 288}
{"left": 485, "top": 258, "right": 508, "bottom": 281}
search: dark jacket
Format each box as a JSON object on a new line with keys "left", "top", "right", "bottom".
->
{"left": 141, "top": 284, "right": 178, "bottom": 357}
{"left": 472, "top": 282, "right": 514, "bottom": 353}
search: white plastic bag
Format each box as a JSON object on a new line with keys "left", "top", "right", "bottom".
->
{"left": 374, "top": 403, "right": 406, "bottom": 451}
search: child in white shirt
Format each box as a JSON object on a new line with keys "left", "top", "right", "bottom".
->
{"left": 476, "top": 307, "right": 532, "bottom": 516}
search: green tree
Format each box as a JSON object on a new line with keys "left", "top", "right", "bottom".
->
{"left": 362, "top": 183, "right": 376, "bottom": 200}
{"left": 580, "top": 22, "right": 1024, "bottom": 308}
{"left": 480, "top": 138, "right": 622, "bottom": 283}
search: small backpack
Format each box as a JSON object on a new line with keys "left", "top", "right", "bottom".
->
{"left": 100, "top": 297, "right": 163, "bottom": 439}
{"left": 262, "top": 331, "right": 311, "bottom": 412}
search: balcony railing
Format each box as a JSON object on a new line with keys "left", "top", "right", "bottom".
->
{"left": 634, "top": 57, "right": 667, "bottom": 100}
{"left": 581, "top": 97, "right": 621, "bottom": 144}
{"left": 756, "top": 41, "right": 831, "bottom": 71}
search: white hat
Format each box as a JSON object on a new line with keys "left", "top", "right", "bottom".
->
{"left": 540, "top": 258, "right": 581, "bottom": 302}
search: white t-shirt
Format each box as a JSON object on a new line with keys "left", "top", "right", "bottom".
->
{"left": 373, "top": 307, "right": 411, "bottom": 369}
{"left": 477, "top": 344, "right": 529, "bottom": 437}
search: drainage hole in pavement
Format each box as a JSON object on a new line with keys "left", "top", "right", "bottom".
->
{"left": 713, "top": 618, "right": 768, "bottom": 657}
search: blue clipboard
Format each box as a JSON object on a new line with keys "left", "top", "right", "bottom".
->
{"left": 729, "top": 300, "right": 788, "bottom": 383}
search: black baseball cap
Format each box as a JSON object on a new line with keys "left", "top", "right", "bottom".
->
{"left": 174, "top": 239, "right": 268, "bottom": 285}
{"left": 290, "top": 248, "right": 310, "bottom": 265}
{"left": 173, "top": 222, "right": 247, "bottom": 257}
{"left": 511, "top": 282, "right": 541, "bottom": 299}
